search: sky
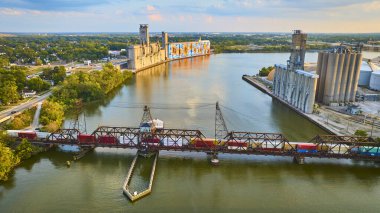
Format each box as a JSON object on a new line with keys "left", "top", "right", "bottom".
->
{"left": 0, "top": 0, "right": 379, "bottom": 33}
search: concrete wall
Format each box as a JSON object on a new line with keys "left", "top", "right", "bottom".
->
{"left": 273, "top": 64, "right": 319, "bottom": 114}
{"left": 127, "top": 43, "right": 165, "bottom": 70}
{"left": 316, "top": 52, "right": 362, "bottom": 105}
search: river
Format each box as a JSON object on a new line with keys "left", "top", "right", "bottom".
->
{"left": 1, "top": 53, "right": 380, "bottom": 212}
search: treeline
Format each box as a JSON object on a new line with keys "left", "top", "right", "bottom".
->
{"left": 0, "top": 135, "right": 40, "bottom": 181}
{"left": 0, "top": 65, "right": 67, "bottom": 105}
{"left": 0, "top": 35, "right": 140, "bottom": 65}
{"left": 40, "top": 63, "right": 132, "bottom": 132}
{"left": 50, "top": 63, "right": 132, "bottom": 106}
{"left": 1, "top": 33, "right": 379, "bottom": 65}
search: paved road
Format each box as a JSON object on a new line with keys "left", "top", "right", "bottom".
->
{"left": 0, "top": 91, "right": 52, "bottom": 123}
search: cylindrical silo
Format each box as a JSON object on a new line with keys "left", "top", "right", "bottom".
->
{"left": 315, "top": 52, "right": 323, "bottom": 101}
{"left": 323, "top": 53, "right": 339, "bottom": 105}
{"left": 317, "top": 52, "right": 329, "bottom": 103}
{"left": 350, "top": 53, "right": 362, "bottom": 102}
{"left": 339, "top": 53, "right": 351, "bottom": 103}
{"left": 358, "top": 61, "right": 373, "bottom": 86}
{"left": 306, "top": 76, "right": 318, "bottom": 114}
{"left": 333, "top": 54, "right": 344, "bottom": 103}
{"left": 345, "top": 54, "right": 357, "bottom": 102}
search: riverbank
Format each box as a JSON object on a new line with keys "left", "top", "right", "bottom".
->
{"left": 242, "top": 75, "right": 380, "bottom": 138}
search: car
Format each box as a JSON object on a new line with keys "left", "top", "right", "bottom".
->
{"left": 11, "top": 111, "right": 17, "bottom": 114}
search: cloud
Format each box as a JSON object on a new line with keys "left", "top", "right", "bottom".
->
{"left": 0, "top": 8, "right": 24, "bottom": 15}
{"left": 148, "top": 13, "right": 162, "bottom": 21}
{"left": 0, "top": 0, "right": 111, "bottom": 11}
{"left": 146, "top": 5, "right": 156, "bottom": 11}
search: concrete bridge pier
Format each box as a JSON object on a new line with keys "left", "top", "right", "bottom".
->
{"left": 293, "top": 156, "right": 305, "bottom": 165}
{"left": 207, "top": 152, "right": 219, "bottom": 165}
{"left": 73, "top": 146, "right": 95, "bottom": 161}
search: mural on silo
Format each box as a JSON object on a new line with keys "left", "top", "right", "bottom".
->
{"left": 168, "top": 41, "right": 210, "bottom": 59}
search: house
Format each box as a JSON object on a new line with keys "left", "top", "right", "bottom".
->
{"left": 22, "top": 90, "right": 36, "bottom": 98}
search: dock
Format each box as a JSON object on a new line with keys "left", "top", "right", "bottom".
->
{"left": 122, "top": 151, "right": 159, "bottom": 202}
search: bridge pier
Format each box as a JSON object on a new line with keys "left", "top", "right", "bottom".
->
{"left": 207, "top": 152, "right": 219, "bottom": 165}
{"left": 293, "top": 156, "right": 305, "bottom": 165}
{"left": 73, "top": 146, "right": 95, "bottom": 161}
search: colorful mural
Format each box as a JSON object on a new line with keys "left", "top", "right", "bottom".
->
{"left": 168, "top": 40, "right": 210, "bottom": 59}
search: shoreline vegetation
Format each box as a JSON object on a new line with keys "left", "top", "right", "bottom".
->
{"left": 0, "top": 63, "right": 132, "bottom": 181}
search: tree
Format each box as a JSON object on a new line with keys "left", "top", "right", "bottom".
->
{"left": 0, "top": 81, "right": 19, "bottom": 105}
{"left": 259, "top": 66, "right": 274, "bottom": 77}
{"left": 40, "top": 100, "right": 64, "bottom": 127}
{"left": 0, "top": 143, "right": 20, "bottom": 181}
{"left": 15, "top": 139, "right": 34, "bottom": 160}
{"left": 35, "top": 58, "right": 43, "bottom": 66}
{"left": 27, "top": 77, "right": 50, "bottom": 92}
{"left": 52, "top": 66, "right": 66, "bottom": 84}
{"left": 354, "top": 130, "right": 368, "bottom": 137}
{"left": 0, "top": 57, "right": 9, "bottom": 67}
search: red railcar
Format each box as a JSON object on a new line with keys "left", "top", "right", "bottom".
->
{"left": 18, "top": 132, "right": 37, "bottom": 140}
{"left": 98, "top": 135, "right": 117, "bottom": 144}
{"left": 193, "top": 139, "right": 216, "bottom": 148}
{"left": 78, "top": 134, "right": 96, "bottom": 143}
{"left": 297, "top": 144, "right": 317, "bottom": 150}
{"left": 227, "top": 141, "right": 248, "bottom": 147}
{"left": 142, "top": 138, "right": 160, "bottom": 144}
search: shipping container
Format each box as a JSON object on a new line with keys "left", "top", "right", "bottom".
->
{"left": 119, "top": 135, "right": 139, "bottom": 145}
{"left": 192, "top": 138, "right": 216, "bottom": 148}
{"left": 6, "top": 130, "right": 21, "bottom": 137}
{"left": 78, "top": 134, "right": 96, "bottom": 143}
{"left": 358, "top": 146, "right": 380, "bottom": 156}
{"left": 36, "top": 132, "right": 50, "bottom": 139}
{"left": 284, "top": 142, "right": 298, "bottom": 151}
{"left": 161, "top": 138, "right": 184, "bottom": 147}
{"left": 296, "top": 143, "right": 318, "bottom": 153}
{"left": 18, "top": 132, "right": 37, "bottom": 140}
{"left": 98, "top": 135, "right": 117, "bottom": 144}
{"left": 256, "top": 141, "right": 283, "bottom": 151}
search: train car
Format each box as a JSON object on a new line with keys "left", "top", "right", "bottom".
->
{"left": 296, "top": 143, "right": 318, "bottom": 153}
{"left": 6, "top": 130, "right": 22, "bottom": 137}
{"left": 358, "top": 146, "right": 380, "bottom": 156}
{"left": 18, "top": 131, "right": 37, "bottom": 140}
{"left": 256, "top": 141, "right": 284, "bottom": 152}
{"left": 161, "top": 137, "right": 184, "bottom": 147}
{"left": 191, "top": 138, "right": 217, "bottom": 148}
{"left": 328, "top": 144, "right": 350, "bottom": 154}
{"left": 227, "top": 141, "right": 248, "bottom": 151}
{"left": 98, "top": 135, "right": 117, "bottom": 144}
{"left": 119, "top": 135, "right": 139, "bottom": 145}
{"left": 36, "top": 132, "right": 51, "bottom": 140}
{"left": 78, "top": 134, "right": 96, "bottom": 143}
{"left": 141, "top": 137, "right": 161, "bottom": 146}
{"left": 284, "top": 142, "right": 298, "bottom": 151}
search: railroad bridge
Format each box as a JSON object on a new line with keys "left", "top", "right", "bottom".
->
{"left": 9, "top": 103, "right": 380, "bottom": 201}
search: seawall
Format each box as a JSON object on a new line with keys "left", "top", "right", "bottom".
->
{"left": 133, "top": 53, "right": 211, "bottom": 73}
{"left": 242, "top": 75, "right": 337, "bottom": 135}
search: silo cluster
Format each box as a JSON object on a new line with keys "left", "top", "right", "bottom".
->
{"left": 316, "top": 52, "right": 363, "bottom": 105}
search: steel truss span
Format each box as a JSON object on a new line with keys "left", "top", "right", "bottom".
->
{"left": 25, "top": 127, "right": 380, "bottom": 161}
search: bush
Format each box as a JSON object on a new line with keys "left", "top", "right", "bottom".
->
{"left": 354, "top": 130, "right": 368, "bottom": 137}
{"left": 259, "top": 66, "right": 274, "bottom": 77}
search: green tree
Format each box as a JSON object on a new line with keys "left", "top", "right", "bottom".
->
{"left": 0, "top": 143, "right": 20, "bottom": 181}
{"left": 354, "top": 130, "right": 368, "bottom": 137}
{"left": 0, "top": 57, "right": 9, "bottom": 67}
{"left": 40, "top": 100, "right": 64, "bottom": 131}
{"left": 0, "top": 80, "right": 19, "bottom": 105}
{"left": 35, "top": 58, "right": 43, "bottom": 66}
{"left": 15, "top": 139, "right": 34, "bottom": 160}
{"left": 259, "top": 66, "right": 274, "bottom": 77}
{"left": 51, "top": 66, "right": 66, "bottom": 84}
{"left": 27, "top": 77, "right": 50, "bottom": 92}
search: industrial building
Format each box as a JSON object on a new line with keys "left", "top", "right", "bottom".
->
{"left": 315, "top": 46, "right": 363, "bottom": 105}
{"left": 127, "top": 24, "right": 210, "bottom": 71}
{"left": 273, "top": 30, "right": 319, "bottom": 114}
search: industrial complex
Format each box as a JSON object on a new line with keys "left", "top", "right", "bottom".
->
{"left": 127, "top": 24, "right": 210, "bottom": 71}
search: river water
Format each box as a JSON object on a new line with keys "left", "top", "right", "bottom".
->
{"left": 1, "top": 53, "right": 380, "bottom": 212}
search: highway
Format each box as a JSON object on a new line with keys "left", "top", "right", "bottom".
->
{"left": 0, "top": 91, "right": 52, "bottom": 123}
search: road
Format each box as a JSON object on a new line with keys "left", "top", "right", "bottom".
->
{"left": 0, "top": 91, "right": 52, "bottom": 123}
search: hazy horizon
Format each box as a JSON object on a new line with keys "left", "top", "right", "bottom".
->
{"left": 0, "top": 0, "right": 379, "bottom": 33}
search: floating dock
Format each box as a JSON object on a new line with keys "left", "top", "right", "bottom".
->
{"left": 122, "top": 151, "right": 158, "bottom": 202}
